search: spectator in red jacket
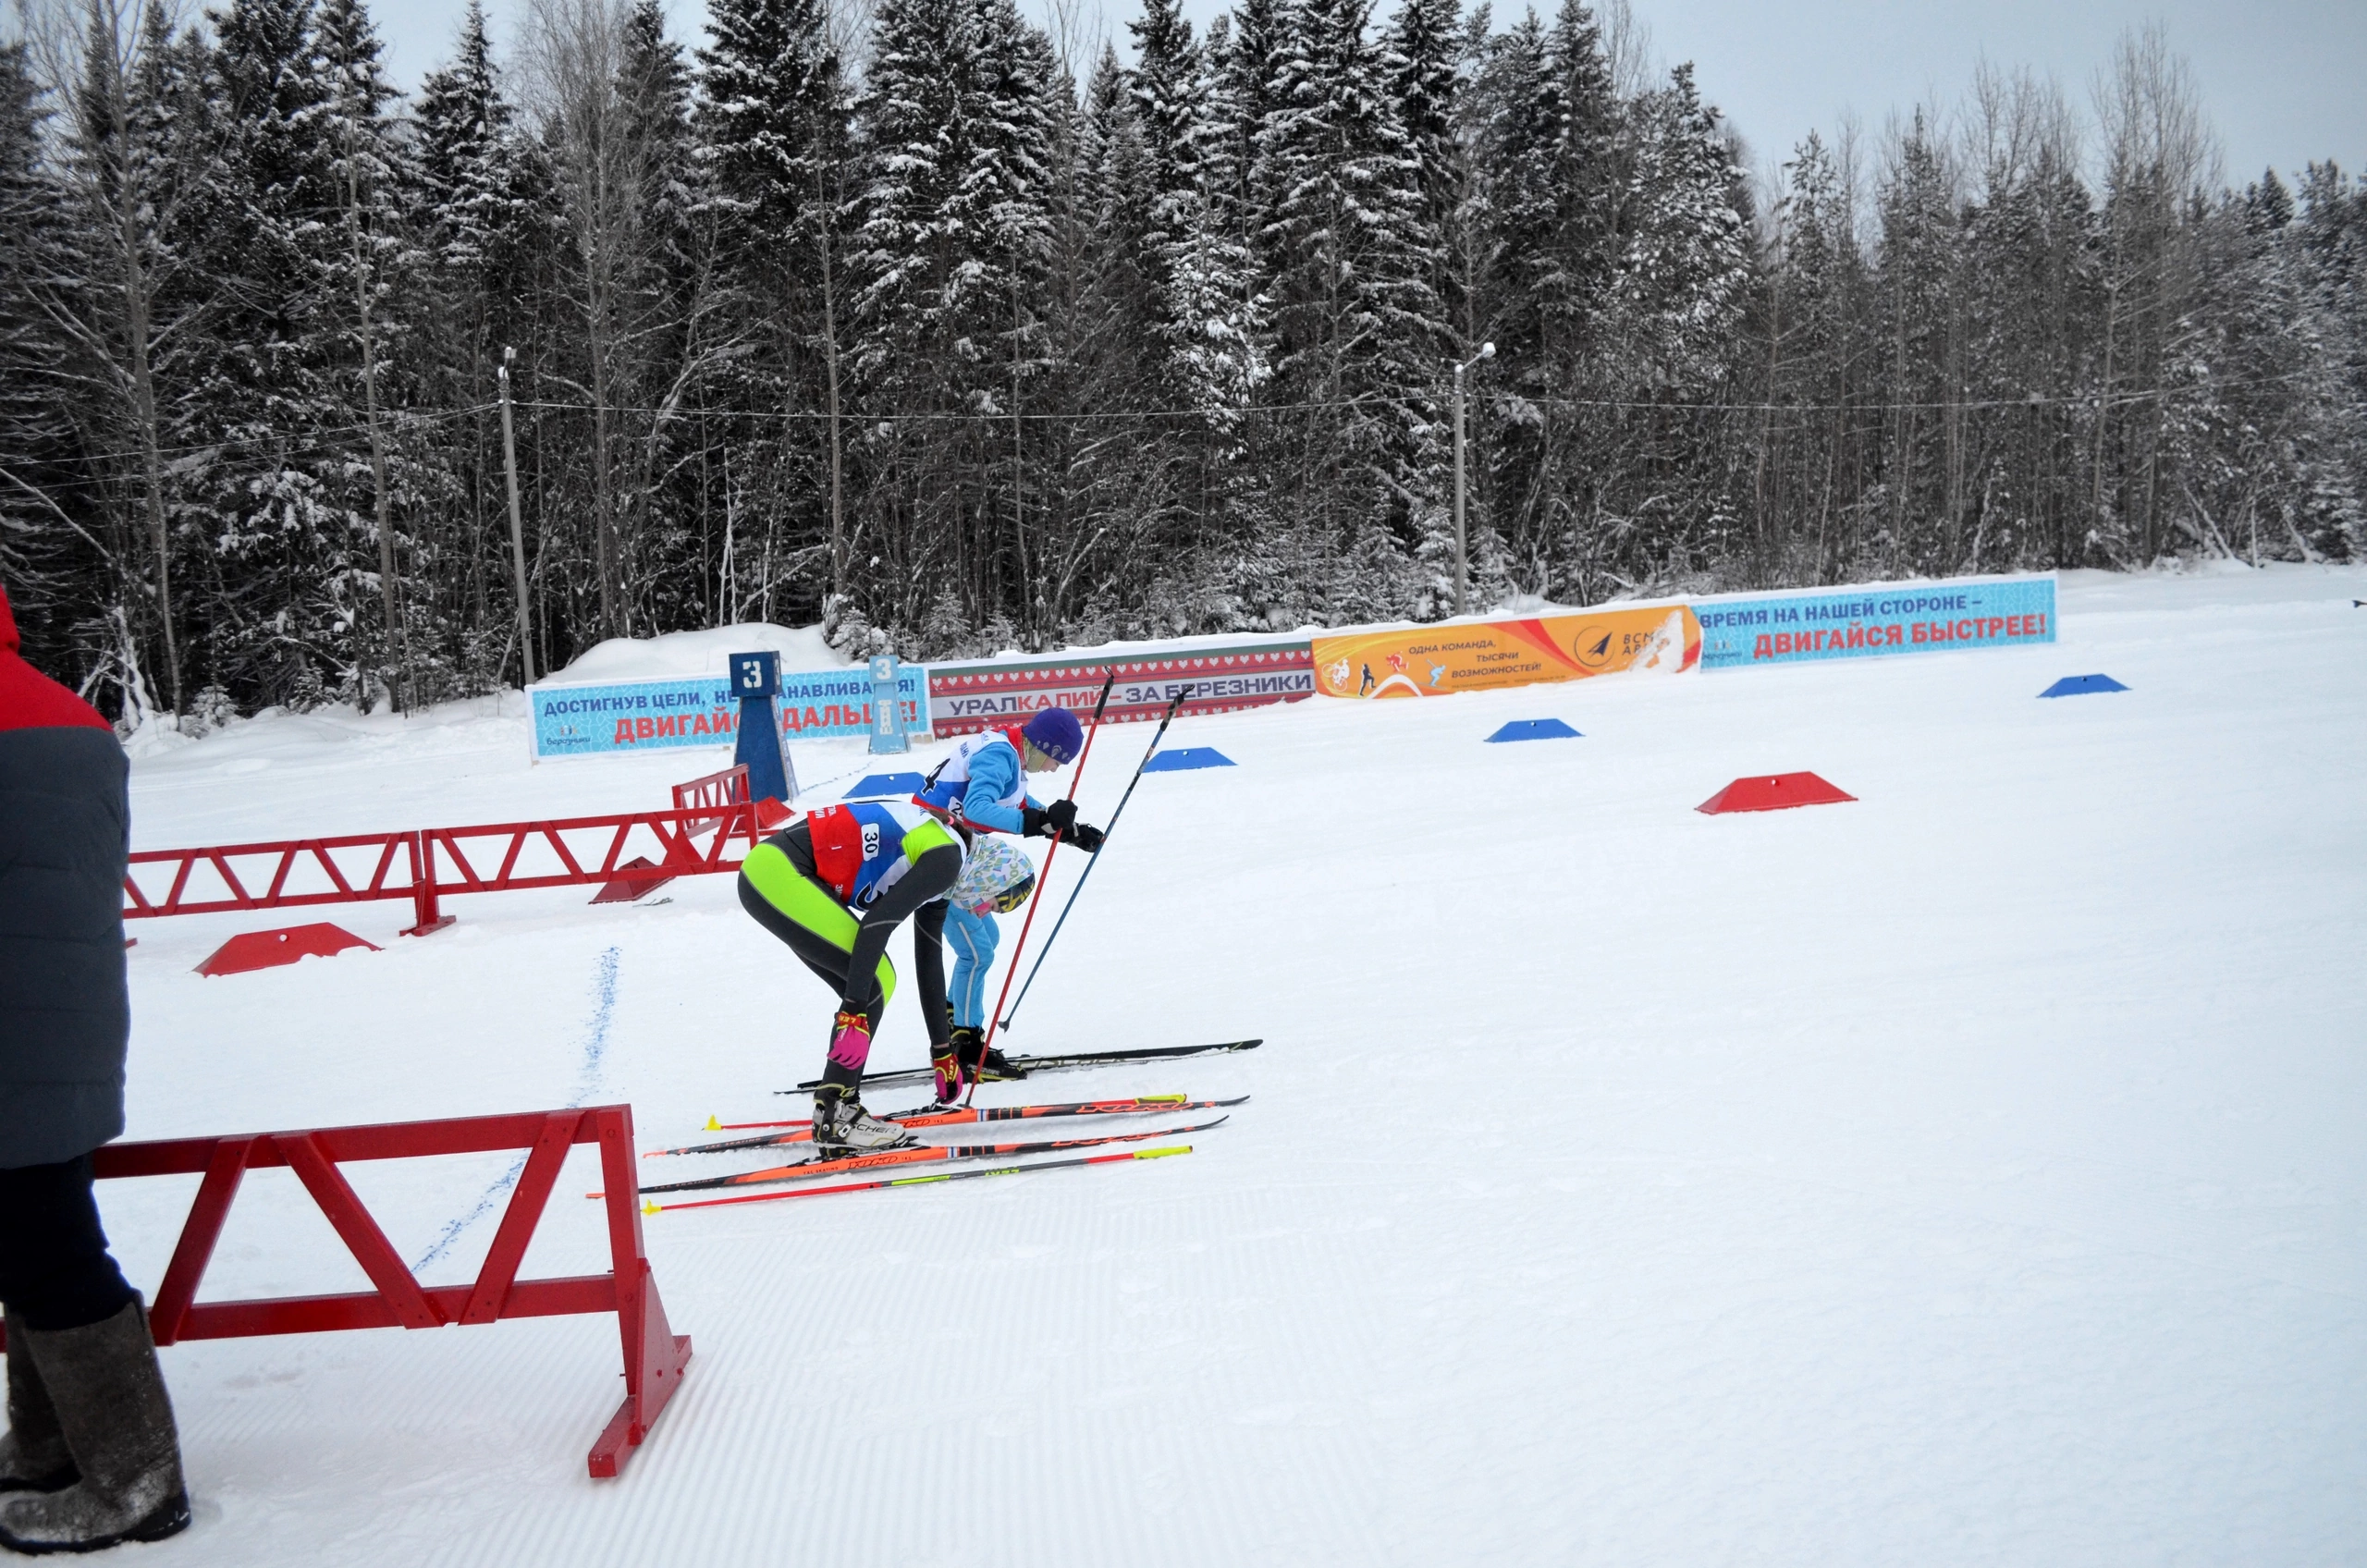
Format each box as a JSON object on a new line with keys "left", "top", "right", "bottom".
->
{"left": 0, "top": 581, "right": 190, "bottom": 1551}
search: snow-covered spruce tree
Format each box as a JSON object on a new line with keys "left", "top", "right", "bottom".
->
{"left": 696, "top": 0, "right": 855, "bottom": 624}
{"left": 1466, "top": 8, "right": 1570, "bottom": 592}
{"left": 849, "top": 0, "right": 1056, "bottom": 643}
{"left": 317, "top": 0, "right": 435, "bottom": 706}
{"left": 1756, "top": 129, "right": 1882, "bottom": 582}
{"left": 1594, "top": 62, "right": 1750, "bottom": 585}
{"left": 1384, "top": 0, "right": 1462, "bottom": 323}
{"left": 1126, "top": 0, "right": 1260, "bottom": 519}
{"left": 1868, "top": 109, "right": 1962, "bottom": 575}
{"left": 610, "top": 0, "right": 717, "bottom": 640}
{"left": 1950, "top": 75, "right": 2099, "bottom": 577}
{"left": 1521, "top": 0, "right": 1627, "bottom": 596}
{"left": 414, "top": 0, "right": 551, "bottom": 685}
{"left": 31, "top": 1, "right": 220, "bottom": 718}
{"left": 1209, "top": 0, "right": 1282, "bottom": 291}
{"left": 1255, "top": 0, "right": 1447, "bottom": 618}
{"left": 177, "top": 0, "right": 388, "bottom": 712}
{"left": 2089, "top": 27, "right": 2212, "bottom": 566}
{"left": 2289, "top": 163, "right": 2367, "bottom": 558}
{"left": 523, "top": 0, "right": 715, "bottom": 651}
{"left": 0, "top": 40, "right": 102, "bottom": 674}
{"left": 1380, "top": 0, "right": 1483, "bottom": 606}
{"left": 2165, "top": 173, "right": 2363, "bottom": 566}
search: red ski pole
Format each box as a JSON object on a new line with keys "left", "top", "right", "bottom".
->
{"left": 966, "top": 668, "right": 1117, "bottom": 1107}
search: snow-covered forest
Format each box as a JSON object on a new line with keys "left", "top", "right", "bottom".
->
{"left": 1, "top": 0, "right": 2361, "bottom": 722}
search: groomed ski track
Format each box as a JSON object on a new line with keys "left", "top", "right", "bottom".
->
{"left": 107, "top": 565, "right": 2367, "bottom": 1565}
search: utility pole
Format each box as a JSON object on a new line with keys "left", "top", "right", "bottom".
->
{"left": 1453, "top": 342, "right": 1495, "bottom": 616}
{"left": 498, "top": 347, "right": 534, "bottom": 686}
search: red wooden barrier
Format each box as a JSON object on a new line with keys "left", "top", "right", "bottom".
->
{"left": 0, "top": 1106, "right": 692, "bottom": 1477}
{"left": 124, "top": 803, "right": 767, "bottom": 935}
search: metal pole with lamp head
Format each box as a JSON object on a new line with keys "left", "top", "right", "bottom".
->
{"left": 1453, "top": 341, "right": 1495, "bottom": 616}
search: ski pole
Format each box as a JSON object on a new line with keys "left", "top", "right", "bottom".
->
{"left": 966, "top": 668, "right": 1117, "bottom": 1106}
{"left": 998, "top": 681, "right": 1195, "bottom": 1032}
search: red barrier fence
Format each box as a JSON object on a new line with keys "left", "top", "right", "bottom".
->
{"left": 0, "top": 1106, "right": 692, "bottom": 1477}
{"left": 124, "top": 803, "right": 767, "bottom": 934}
{"left": 672, "top": 763, "right": 752, "bottom": 833}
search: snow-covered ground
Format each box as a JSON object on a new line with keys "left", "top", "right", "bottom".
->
{"left": 101, "top": 564, "right": 2367, "bottom": 1566}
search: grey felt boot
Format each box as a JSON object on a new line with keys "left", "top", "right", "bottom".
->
{"left": 0, "top": 1314, "right": 76, "bottom": 1496}
{"left": 0, "top": 1302, "right": 189, "bottom": 1554}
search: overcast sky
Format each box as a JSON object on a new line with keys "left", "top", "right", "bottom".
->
{"left": 370, "top": 0, "right": 2362, "bottom": 192}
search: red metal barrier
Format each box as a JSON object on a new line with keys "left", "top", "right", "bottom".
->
{"left": 674, "top": 762, "right": 790, "bottom": 832}
{"left": 124, "top": 803, "right": 767, "bottom": 935}
{"left": 672, "top": 763, "right": 751, "bottom": 833}
{"left": 0, "top": 1106, "right": 692, "bottom": 1477}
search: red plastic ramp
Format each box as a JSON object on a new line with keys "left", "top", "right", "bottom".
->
{"left": 196, "top": 923, "right": 379, "bottom": 976}
{"left": 1697, "top": 772, "right": 1856, "bottom": 815}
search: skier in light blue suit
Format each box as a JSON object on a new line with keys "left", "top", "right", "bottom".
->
{"left": 917, "top": 709, "right": 1105, "bottom": 850}
{"left": 938, "top": 839, "right": 1036, "bottom": 1095}
{"left": 918, "top": 709, "right": 1103, "bottom": 1093}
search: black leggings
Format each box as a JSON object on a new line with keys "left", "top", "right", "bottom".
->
{"left": 0, "top": 1154, "right": 138, "bottom": 1332}
{"left": 738, "top": 821, "right": 957, "bottom": 1046}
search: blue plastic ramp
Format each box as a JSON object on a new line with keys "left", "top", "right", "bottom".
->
{"left": 1487, "top": 718, "right": 1582, "bottom": 742}
{"left": 1142, "top": 747, "right": 1234, "bottom": 772}
{"left": 2038, "top": 675, "right": 2128, "bottom": 698}
{"left": 842, "top": 771, "right": 928, "bottom": 800}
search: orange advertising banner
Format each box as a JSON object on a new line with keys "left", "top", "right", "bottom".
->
{"left": 1310, "top": 606, "right": 1701, "bottom": 699}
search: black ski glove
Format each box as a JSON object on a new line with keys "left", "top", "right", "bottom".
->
{"left": 1042, "top": 798, "right": 1079, "bottom": 838}
{"left": 1068, "top": 821, "right": 1105, "bottom": 852}
{"left": 1021, "top": 802, "right": 1049, "bottom": 838}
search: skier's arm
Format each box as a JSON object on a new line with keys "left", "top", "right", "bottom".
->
{"left": 959, "top": 745, "right": 1029, "bottom": 835}
{"left": 840, "top": 842, "right": 962, "bottom": 1018}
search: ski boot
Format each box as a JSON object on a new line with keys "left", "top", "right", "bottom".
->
{"left": 954, "top": 1027, "right": 1025, "bottom": 1084}
{"left": 811, "top": 1084, "right": 919, "bottom": 1156}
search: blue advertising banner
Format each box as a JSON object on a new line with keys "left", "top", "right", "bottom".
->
{"left": 1693, "top": 574, "right": 2056, "bottom": 671}
{"left": 530, "top": 666, "right": 928, "bottom": 760}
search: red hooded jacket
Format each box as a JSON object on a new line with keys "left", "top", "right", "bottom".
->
{"left": 0, "top": 582, "right": 114, "bottom": 734}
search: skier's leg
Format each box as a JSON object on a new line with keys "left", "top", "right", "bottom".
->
{"left": 945, "top": 905, "right": 991, "bottom": 1030}
{"left": 736, "top": 833, "right": 899, "bottom": 1015}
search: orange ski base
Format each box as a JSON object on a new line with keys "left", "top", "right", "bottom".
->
{"left": 1698, "top": 772, "right": 1857, "bottom": 815}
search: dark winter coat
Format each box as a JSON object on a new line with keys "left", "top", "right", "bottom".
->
{"left": 0, "top": 581, "right": 130, "bottom": 1169}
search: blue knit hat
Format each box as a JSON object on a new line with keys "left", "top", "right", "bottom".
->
{"left": 1022, "top": 706, "right": 1084, "bottom": 764}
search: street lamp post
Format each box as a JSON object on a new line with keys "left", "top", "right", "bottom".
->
{"left": 1453, "top": 341, "right": 1495, "bottom": 616}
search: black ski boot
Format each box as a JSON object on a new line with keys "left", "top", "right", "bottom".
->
{"left": 952, "top": 1025, "right": 1028, "bottom": 1084}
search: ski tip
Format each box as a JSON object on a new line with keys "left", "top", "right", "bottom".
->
{"left": 585, "top": 1190, "right": 604, "bottom": 1200}
{"left": 1135, "top": 1145, "right": 1193, "bottom": 1161}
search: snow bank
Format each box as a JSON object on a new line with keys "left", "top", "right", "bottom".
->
{"left": 100, "top": 562, "right": 2367, "bottom": 1567}
{"left": 546, "top": 622, "right": 848, "bottom": 684}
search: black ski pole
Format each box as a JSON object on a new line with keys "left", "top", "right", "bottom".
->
{"left": 998, "top": 681, "right": 1194, "bottom": 1032}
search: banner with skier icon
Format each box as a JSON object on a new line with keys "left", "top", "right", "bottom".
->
{"left": 1310, "top": 605, "right": 1700, "bottom": 699}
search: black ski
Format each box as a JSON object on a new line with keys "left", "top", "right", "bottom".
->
{"left": 783, "top": 1037, "right": 1263, "bottom": 1095}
